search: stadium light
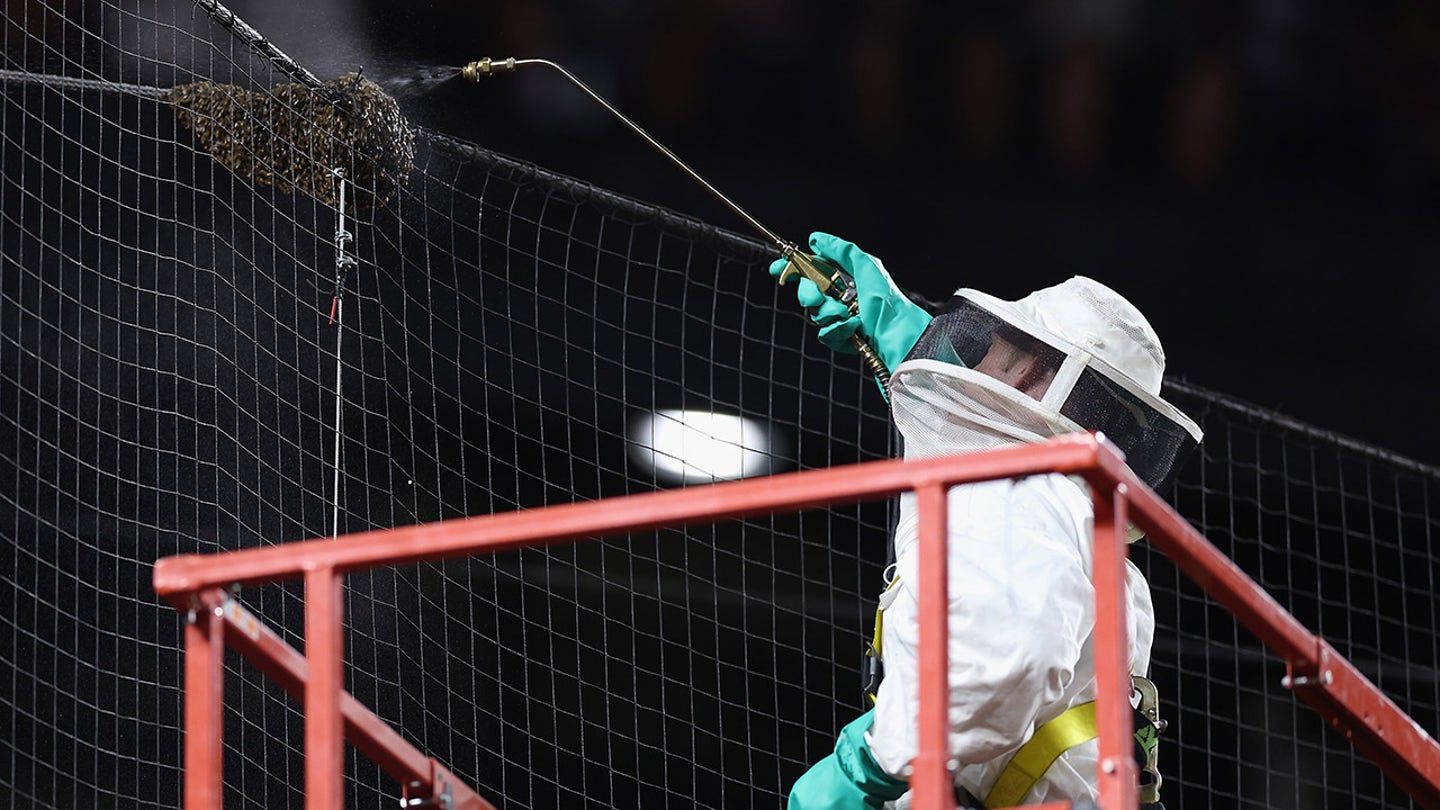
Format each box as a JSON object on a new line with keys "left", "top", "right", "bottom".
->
{"left": 627, "top": 409, "right": 780, "bottom": 484}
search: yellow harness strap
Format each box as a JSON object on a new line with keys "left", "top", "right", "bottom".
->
{"left": 866, "top": 573, "right": 1157, "bottom": 806}
{"left": 864, "top": 574, "right": 900, "bottom": 705}
{"left": 983, "top": 701, "right": 1098, "bottom": 809}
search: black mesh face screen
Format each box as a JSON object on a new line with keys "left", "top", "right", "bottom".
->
{"left": 905, "top": 299, "right": 1000, "bottom": 369}
{"left": 1060, "top": 368, "right": 1199, "bottom": 492}
{"left": 905, "top": 298, "right": 1067, "bottom": 395}
{"left": 906, "top": 296, "right": 1197, "bottom": 490}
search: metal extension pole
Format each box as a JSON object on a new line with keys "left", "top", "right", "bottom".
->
{"left": 460, "top": 57, "right": 892, "bottom": 391}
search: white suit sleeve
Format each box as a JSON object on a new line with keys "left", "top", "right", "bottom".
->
{"left": 869, "top": 475, "right": 1096, "bottom": 774}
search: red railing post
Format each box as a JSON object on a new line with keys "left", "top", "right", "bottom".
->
{"left": 1091, "top": 482, "right": 1137, "bottom": 810}
{"left": 911, "top": 480, "right": 956, "bottom": 810}
{"left": 305, "top": 567, "right": 345, "bottom": 809}
{"left": 151, "top": 435, "right": 1440, "bottom": 809}
{"left": 184, "top": 600, "right": 225, "bottom": 809}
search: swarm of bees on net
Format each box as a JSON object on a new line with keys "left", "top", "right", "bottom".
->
{"left": 164, "top": 72, "right": 415, "bottom": 211}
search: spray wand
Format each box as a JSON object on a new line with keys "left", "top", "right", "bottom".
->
{"left": 461, "top": 57, "right": 891, "bottom": 390}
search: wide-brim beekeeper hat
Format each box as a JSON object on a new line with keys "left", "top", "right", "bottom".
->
{"left": 902, "top": 275, "right": 1203, "bottom": 494}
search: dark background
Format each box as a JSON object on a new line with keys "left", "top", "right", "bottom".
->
{"left": 4, "top": 3, "right": 1439, "bottom": 808}
{"left": 230, "top": 0, "right": 1440, "bottom": 465}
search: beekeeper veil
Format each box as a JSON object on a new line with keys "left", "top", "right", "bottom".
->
{"left": 890, "top": 276, "right": 1202, "bottom": 495}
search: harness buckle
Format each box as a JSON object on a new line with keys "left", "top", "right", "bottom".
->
{"left": 1131, "top": 675, "right": 1167, "bottom": 806}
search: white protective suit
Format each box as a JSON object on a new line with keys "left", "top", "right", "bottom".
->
{"left": 866, "top": 276, "right": 1201, "bottom": 805}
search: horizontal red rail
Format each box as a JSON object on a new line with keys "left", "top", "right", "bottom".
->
{"left": 156, "top": 434, "right": 1132, "bottom": 809}
{"left": 155, "top": 432, "right": 1440, "bottom": 809}
{"left": 154, "top": 434, "right": 1125, "bottom": 595}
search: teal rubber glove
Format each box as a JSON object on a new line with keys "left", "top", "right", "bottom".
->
{"left": 787, "top": 710, "right": 909, "bottom": 809}
{"left": 768, "top": 232, "right": 934, "bottom": 372}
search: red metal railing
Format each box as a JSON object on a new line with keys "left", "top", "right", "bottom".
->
{"left": 153, "top": 433, "right": 1440, "bottom": 809}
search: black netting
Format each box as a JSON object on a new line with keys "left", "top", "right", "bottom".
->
{"left": 2, "top": 3, "right": 1438, "bottom": 810}
{"left": 1147, "top": 382, "right": 1440, "bottom": 810}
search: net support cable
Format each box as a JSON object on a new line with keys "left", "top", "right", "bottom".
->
{"left": 189, "top": 0, "right": 341, "bottom": 103}
{"left": 328, "top": 170, "right": 357, "bottom": 538}
{"left": 1165, "top": 379, "right": 1440, "bottom": 479}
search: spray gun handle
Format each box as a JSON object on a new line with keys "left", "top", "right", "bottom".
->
{"left": 777, "top": 249, "right": 855, "bottom": 305}
{"left": 776, "top": 248, "right": 892, "bottom": 390}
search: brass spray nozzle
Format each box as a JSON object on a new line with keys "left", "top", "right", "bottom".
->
{"left": 460, "top": 58, "right": 516, "bottom": 82}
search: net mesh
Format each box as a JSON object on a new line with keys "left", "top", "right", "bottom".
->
{"left": 1152, "top": 384, "right": 1440, "bottom": 810}
{"left": 2, "top": 3, "right": 1438, "bottom": 809}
